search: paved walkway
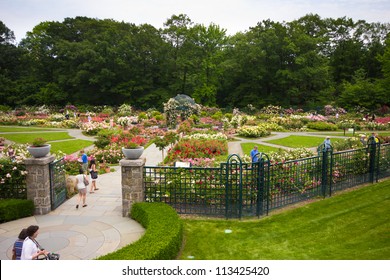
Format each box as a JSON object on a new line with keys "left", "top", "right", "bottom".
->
{"left": 0, "top": 129, "right": 168, "bottom": 260}
{"left": 0, "top": 128, "right": 346, "bottom": 260}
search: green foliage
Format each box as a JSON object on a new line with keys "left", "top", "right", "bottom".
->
{"left": 0, "top": 199, "right": 34, "bottom": 223}
{"left": 94, "top": 128, "right": 122, "bottom": 148}
{"left": 94, "top": 137, "right": 110, "bottom": 149}
{"left": 31, "top": 137, "right": 47, "bottom": 147}
{"left": 0, "top": 158, "right": 27, "bottom": 199}
{"left": 332, "top": 137, "right": 364, "bottom": 151}
{"left": 306, "top": 121, "right": 338, "bottom": 131}
{"left": 97, "top": 202, "right": 183, "bottom": 260}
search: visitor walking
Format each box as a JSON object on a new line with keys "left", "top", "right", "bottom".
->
{"left": 75, "top": 168, "right": 88, "bottom": 209}
{"left": 80, "top": 149, "right": 88, "bottom": 172}
{"left": 89, "top": 158, "right": 99, "bottom": 193}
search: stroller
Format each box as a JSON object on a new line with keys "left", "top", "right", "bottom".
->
{"left": 38, "top": 252, "right": 60, "bottom": 260}
{"left": 34, "top": 240, "right": 60, "bottom": 260}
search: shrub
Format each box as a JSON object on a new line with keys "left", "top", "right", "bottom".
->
{"left": 0, "top": 158, "right": 27, "bottom": 199}
{"left": 237, "top": 125, "right": 271, "bottom": 138}
{"left": 97, "top": 202, "right": 183, "bottom": 260}
{"left": 0, "top": 199, "right": 34, "bottom": 223}
{"left": 332, "top": 138, "right": 364, "bottom": 151}
{"left": 307, "top": 121, "right": 338, "bottom": 131}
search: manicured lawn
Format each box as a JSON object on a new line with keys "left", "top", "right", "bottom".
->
{"left": 241, "top": 142, "right": 283, "bottom": 155}
{"left": 1, "top": 132, "right": 73, "bottom": 144}
{"left": 264, "top": 135, "right": 326, "bottom": 148}
{"left": 0, "top": 126, "right": 59, "bottom": 132}
{"left": 50, "top": 139, "right": 94, "bottom": 155}
{"left": 179, "top": 179, "right": 390, "bottom": 260}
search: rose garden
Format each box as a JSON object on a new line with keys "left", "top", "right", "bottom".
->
{"left": 0, "top": 99, "right": 389, "bottom": 259}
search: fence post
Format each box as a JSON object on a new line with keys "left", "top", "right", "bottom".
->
{"left": 255, "top": 152, "right": 270, "bottom": 217}
{"left": 120, "top": 157, "right": 146, "bottom": 217}
{"left": 318, "top": 143, "right": 332, "bottom": 197}
{"left": 367, "top": 136, "right": 380, "bottom": 183}
{"left": 24, "top": 155, "right": 55, "bottom": 215}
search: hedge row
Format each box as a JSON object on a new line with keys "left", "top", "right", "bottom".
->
{"left": 97, "top": 202, "right": 183, "bottom": 260}
{"left": 0, "top": 199, "right": 34, "bottom": 223}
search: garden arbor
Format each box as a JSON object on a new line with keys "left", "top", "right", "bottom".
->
{"left": 163, "top": 94, "right": 201, "bottom": 128}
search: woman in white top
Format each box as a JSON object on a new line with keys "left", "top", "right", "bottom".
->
{"left": 75, "top": 168, "right": 88, "bottom": 209}
{"left": 21, "top": 225, "right": 48, "bottom": 260}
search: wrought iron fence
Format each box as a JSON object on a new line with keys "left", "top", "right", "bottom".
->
{"left": 49, "top": 158, "right": 67, "bottom": 210}
{"left": 144, "top": 138, "right": 389, "bottom": 219}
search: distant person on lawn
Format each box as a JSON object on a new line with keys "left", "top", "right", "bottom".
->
{"left": 323, "top": 136, "right": 331, "bottom": 151}
{"left": 250, "top": 145, "right": 260, "bottom": 162}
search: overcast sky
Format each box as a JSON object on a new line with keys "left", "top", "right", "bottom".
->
{"left": 1, "top": 0, "right": 390, "bottom": 42}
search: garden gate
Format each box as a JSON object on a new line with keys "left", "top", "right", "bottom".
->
{"left": 143, "top": 153, "right": 270, "bottom": 219}
{"left": 49, "top": 158, "right": 67, "bottom": 210}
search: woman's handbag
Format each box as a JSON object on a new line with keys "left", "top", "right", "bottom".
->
{"left": 83, "top": 175, "right": 89, "bottom": 186}
{"left": 90, "top": 170, "right": 98, "bottom": 179}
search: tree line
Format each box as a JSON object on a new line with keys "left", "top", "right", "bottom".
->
{"left": 0, "top": 14, "right": 389, "bottom": 112}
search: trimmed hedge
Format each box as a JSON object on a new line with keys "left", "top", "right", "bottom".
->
{"left": 97, "top": 202, "right": 183, "bottom": 260}
{"left": 0, "top": 199, "right": 34, "bottom": 223}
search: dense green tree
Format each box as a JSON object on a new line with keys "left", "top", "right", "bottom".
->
{"left": 0, "top": 21, "right": 29, "bottom": 105}
{"left": 0, "top": 15, "right": 388, "bottom": 111}
{"left": 189, "top": 23, "right": 227, "bottom": 106}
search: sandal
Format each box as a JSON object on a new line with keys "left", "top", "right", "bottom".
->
{"left": 83, "top": 204, "right": 87, "bottom": 207}
{"left": 95, "top": 188, "right": 99, "bottom": 191}
{"left": 76, "top": 205, "right": 79, "bottom": 209}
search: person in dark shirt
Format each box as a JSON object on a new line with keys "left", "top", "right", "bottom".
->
{"left": 12, "top": 228, "right": 27, "bottom": 260}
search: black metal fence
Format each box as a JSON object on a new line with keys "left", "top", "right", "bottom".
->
{"left": 144, "top": 140, "right": 389, "bottom": 219}
{"left": 49, "top": 158, "right": 67, "bottom": 210}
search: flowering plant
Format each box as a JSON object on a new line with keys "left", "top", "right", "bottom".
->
{"left": 123, "top": 136, "right": 147, "bottom": 149}
{"left": 31, "top": 137, "right": 47, "bottom": 147}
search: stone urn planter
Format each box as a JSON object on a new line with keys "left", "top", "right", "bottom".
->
{"left": 27, "top": 144, "right": 51, "bottom": 158}
{"left": 122, "top": 147, "right": 144, "bottom": 160}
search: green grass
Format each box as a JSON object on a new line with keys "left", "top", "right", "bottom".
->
{"left": 241, "top": 142, "right": 283, "bottom": 155}
{"left": 264, "top": 135, "right": 326, "bottom": 148}
{"left": 50, "top": 139, "right": 94, "bottom": 154}
{"left": 179, "top": 179, "right": 390, "bottom": 260}
{"left": 1, "top": 132, "right": 73, "bottom": 144}
{"left": 0, "top": 126, "right": 60, "bottom": 133}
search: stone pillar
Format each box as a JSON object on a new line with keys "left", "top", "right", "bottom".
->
{"left": 120, "top": 157, "right": 146, "bottom": 217}
{"left": 24, "top": 155, "right": 55, "bottom": 215}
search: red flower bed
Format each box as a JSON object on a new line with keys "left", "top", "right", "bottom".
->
{"left": 165, "top": 139, "right": 228, "bottom": 163}
{"left": 376, "top": 117, "right": 390, "bottom": 124}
